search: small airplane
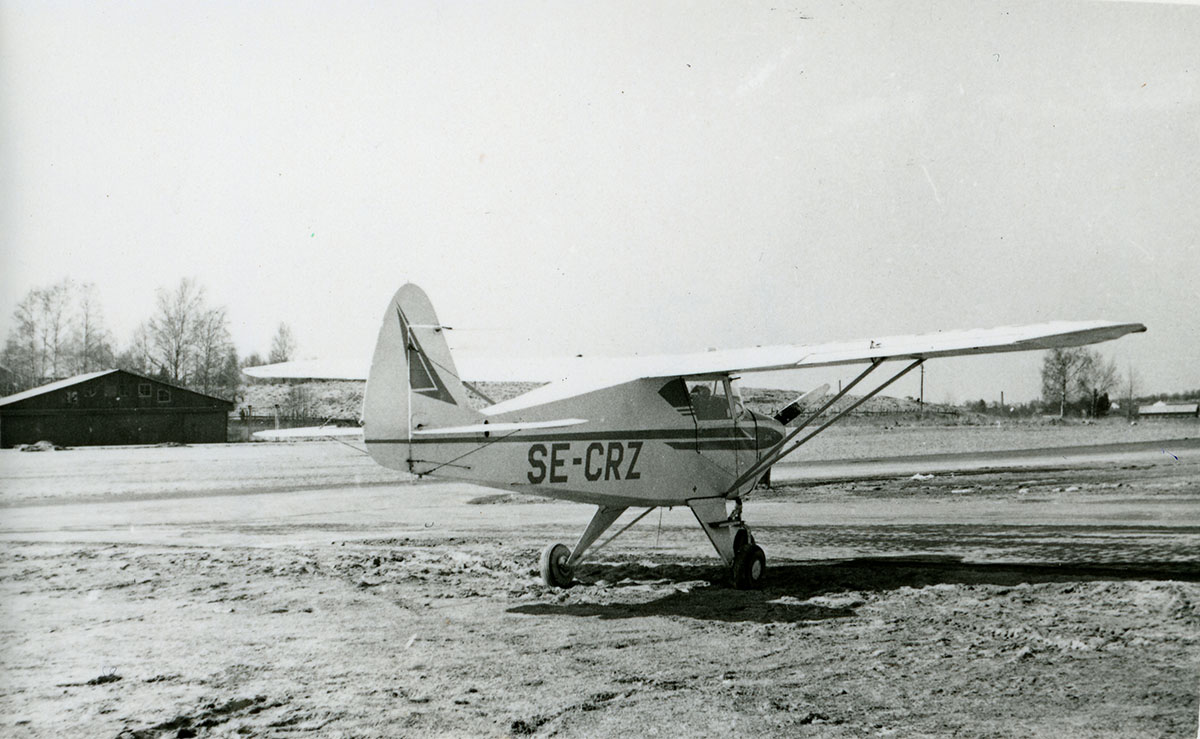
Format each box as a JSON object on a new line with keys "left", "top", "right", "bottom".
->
{"left": 246, "top": 284, "right": 1145, "bottom": 589}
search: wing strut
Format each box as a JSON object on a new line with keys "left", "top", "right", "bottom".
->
{"left": 725, "top": 357, "right": 925, "bottom": 496}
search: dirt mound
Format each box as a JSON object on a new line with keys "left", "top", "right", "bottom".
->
{"left": 466, "top": 493, "right": 552, "bottom": 505}
{"left": 116, "top": 695, "right": 280, "bottom": 738}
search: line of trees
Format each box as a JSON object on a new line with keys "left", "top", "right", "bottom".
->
{"left": 3, "top": 279, "right": 114, "bottom": 385}
{"left": 1, "top": 277, "right": 296, "bottom": 400}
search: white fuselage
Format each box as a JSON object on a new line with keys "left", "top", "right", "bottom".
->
{"left": 365, "top": 377, "right": 785, "bottom": 507}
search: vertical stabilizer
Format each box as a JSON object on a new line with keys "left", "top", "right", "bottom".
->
{"left": 363, "top": 284, "right": 481, "bottom": 471}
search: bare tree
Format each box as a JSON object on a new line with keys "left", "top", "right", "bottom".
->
{"left": 149, "top": 278, "right": 205, "bottom": 384}
{"left": 191, "top": 307, "right": 233, "bottom": 395}
{"left": 2, "top": 291, "right": 44, "bottom": 389}
{"left": 115, "top": 321, "right": 158, "bottom": 377}
{"left": 239, "top": 351, "right": 267, "bottom": 385}
{"left": 1042, "top": 348, "right": 1087, "bottom": 417}
{"left": 73, "top": 282, "right": 114, "bottom": 373}
{"left": 1087, "top": 353, "right": 1119, "bottom": 416}
{"left": 285, "top": 384, "right": 315, "bottom": 420}
{"left": 39, "top": 280, "right": 75, "bottom": 379}
{"left": 1, "top": 279, "right": 77, "bottom": 389}
{"left": 268, "top": 323, "right": 297, "bottom": 364}
{"left": 217, "top": 347, "right": 241, "bottom": 400}
{"left": 1124, "top": 364, "right": 1140, "bottom": 421}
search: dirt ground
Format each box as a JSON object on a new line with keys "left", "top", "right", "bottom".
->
{"left": 1, "top": 431, "right": 1198, "bottom": 737}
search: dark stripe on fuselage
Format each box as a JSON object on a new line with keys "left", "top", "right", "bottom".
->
{"left": 379, "top": 424, "right": 783, "bottom": 450}
{"left": 666, "top": 440, "right": 762, "bottom": 451}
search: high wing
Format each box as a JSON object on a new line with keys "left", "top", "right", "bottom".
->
{"left": 244, "top": 320, "right": 1145, "bottom": 415}
{"left": 480, "top": 320, "right": 1146, "bottom": 415}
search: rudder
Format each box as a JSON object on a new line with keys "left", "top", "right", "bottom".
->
{"left": 363, "top": 284, "right": 481, "bottom": 470}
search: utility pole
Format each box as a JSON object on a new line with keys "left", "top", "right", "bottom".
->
{"left": 919, "top": 363, "right": 925, "bottom": 414}
{"left": 1126, "top": 363, "right": 1132, "bottom": 421}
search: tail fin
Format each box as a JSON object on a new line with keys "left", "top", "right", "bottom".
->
{"left": 363, "top": 284, "right": 481, "bottom": 469}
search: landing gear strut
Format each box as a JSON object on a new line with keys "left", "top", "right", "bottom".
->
{"left": 539, "top": 505, "right": 627, "bottom": 588}
{"left": 689, "top": 496, "right": 766, "bottom": 590}
{"left": 538, "top": 498, "right": 766, "bottom": 590}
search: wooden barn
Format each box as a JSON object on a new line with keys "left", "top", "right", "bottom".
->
{"left": 0, "top": 369, "right": 233, "bottom": 447}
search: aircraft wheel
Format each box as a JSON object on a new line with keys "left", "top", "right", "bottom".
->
{"left": 540, "top": 542, "right": 574, "bottom": 588}
{"left": 732, "top": 544, "right": 766, "bottom": 590}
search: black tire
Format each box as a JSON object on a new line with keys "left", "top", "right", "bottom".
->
{"left": 732, "top": 544, "right": 766, "bottom": 590}
{"left": 733, "top": 528, "right": 751, "bottom": 555}
{"left": 540, "top": 542, "right": 573, "bottom": 588}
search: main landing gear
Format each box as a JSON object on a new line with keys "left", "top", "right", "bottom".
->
{"left": 732, "top": 541, "right": 766, "bottom": 590}
{"left": 538, "top": 497, "right": 766, "bottom": 590}
{"left": 694, "top": 496, "right": 766, "bottom": 590}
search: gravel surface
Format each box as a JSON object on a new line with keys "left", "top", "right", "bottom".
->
{"left": 1, "top": 435, "right": 1197, "bottom": 737}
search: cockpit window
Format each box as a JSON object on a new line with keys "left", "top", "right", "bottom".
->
{"left": 688, "top": 380, "right": 731, "bottom": 420}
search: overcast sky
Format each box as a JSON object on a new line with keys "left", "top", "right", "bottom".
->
{"left": 2, "top": 0, "right": 1197, "bottom": 403}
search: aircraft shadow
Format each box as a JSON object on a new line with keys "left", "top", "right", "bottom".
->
{"left": 507, "top": 556, "right": 1200, "bottom": 625}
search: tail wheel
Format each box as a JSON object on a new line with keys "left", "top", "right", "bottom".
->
{"left": 732, "top": 544, "right": 766, "bottom": 590}
{"left": 540, "top": 542, "right": 574, "bottom": 588}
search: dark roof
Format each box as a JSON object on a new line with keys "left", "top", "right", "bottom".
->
{"left": 0, "top": 370, "right": 119, "bottom": 407}
{"left": 0, "top": 369, "right": 232, "bottom": 408}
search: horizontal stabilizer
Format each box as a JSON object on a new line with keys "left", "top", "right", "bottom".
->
{"left": 242, "top": 353, "right": 579, "bottom": 383}
{"left": 253, "top": 426, "right": 364, "bottom": 440}
{"left": 411, "top": 418, "right": 588, "bottom": 436}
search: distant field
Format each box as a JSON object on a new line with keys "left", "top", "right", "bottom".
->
{"left": 782, "top": 418, "right": 1198, "bottom": 461}
{"left": 0, "top": 443, "right": 402, "bottom": 506}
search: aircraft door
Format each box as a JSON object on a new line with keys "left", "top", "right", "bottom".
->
{"left": 727, "top": 378, "right": 760, "bottom": 478}
{"left": 687, "top": 378, "right": 756, "bottom": 484}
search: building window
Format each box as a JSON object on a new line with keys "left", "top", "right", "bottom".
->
{"left": 157, "top": 389, "right": 171, "bottom": 403}
{"left": 139, "top": 383, "right": 152, "bottom": 398}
